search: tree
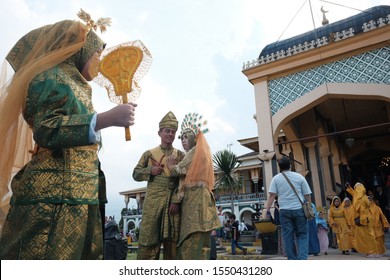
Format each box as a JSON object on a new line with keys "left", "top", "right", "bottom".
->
{"left": 213, "top": 149, "right": 241, "bottom": 214}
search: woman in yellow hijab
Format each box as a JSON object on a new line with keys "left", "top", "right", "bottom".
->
{"left": 328, "top": 196, "right": 351, "bottom": 255}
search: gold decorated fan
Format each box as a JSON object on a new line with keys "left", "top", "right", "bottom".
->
{"left": 94, "top": 40, "right": 152, "bottom": 140}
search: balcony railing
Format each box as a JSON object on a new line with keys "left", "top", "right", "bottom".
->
{"left": 123, "top": 192, "right": 267, "bottom": 220}
{"left": 216, "top": 192, "right": 267, "bottom": 203}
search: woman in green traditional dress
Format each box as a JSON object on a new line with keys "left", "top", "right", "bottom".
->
{"left": 167, "top": 113, "right": 220, "bottom": 259}
{"left": 0, "top": 16, "right": 136, "bottom": 259}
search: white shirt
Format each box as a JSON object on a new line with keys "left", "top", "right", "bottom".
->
{"left": 239, "top": 222, "right": 247, "bottom": 231}
{"left": 268, "top": 171, "right": 312, "bottom": 210}
{"left": 89, "top": 113, "right": 101, "bottom": 143}
{"left": 218, "top": 213, "right": 225, "bottom": 227}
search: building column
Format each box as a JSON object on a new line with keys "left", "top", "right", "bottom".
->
{"left": 318, "top": 141, "right": 332, "bottom": 206}
{"left": 329, "top": 139, "right": 343, "bottom": 193}
{"left": 253, "top": 80, "right": 275, "bottom": 196}
{"left": 304, "top": 141, "right": 321, "bottom": 201}
{"left": 123, "top": 217, "right": 128, "bottom": 235}
{"left": 233, "top": 203, "right": 240, "bottom": 216}
{"left": 259, "top": 152, "right": 276, "bottom": 195}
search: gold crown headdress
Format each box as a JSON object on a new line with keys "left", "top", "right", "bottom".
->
{"left": 77, "top": 9, "right": 111, "bottom": 33}
{"left": 180, "top": 112, "right": 209, "bottom": 137}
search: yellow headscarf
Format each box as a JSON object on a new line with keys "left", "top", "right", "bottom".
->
{"left": 352, "top": 182, "right": 370, "bottom": 211}
{"left": 330, "top": 195, "right": 341, "bottom": 209}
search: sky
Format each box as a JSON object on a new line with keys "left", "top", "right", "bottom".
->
{"left": 0, "top": 0, "right": 387, "bottom": 221}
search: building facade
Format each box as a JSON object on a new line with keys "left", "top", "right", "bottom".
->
{"left": 242, "top": 5, "right": 390, "bottom": 208}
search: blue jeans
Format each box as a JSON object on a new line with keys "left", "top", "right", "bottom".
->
{"left": 279, "top": 208, "right": 309, "bottom": 260}
{"left": 231, "top": 239, "right": 246, "bottom": 254}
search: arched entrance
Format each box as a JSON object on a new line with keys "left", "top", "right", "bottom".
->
{"left": 349, "top": 149, "right": 390, "bottom": 191}
{"left": 272, "top": 85, "right": 390, "bottom": 206}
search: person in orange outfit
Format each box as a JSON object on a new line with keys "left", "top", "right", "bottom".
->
{"left": 328, "top": 196, "right": 351, "bottom": 255}
{"left": 350, "top": 183, "right": 377, "bottom": 257}
{"left": 367, "top": 196, "right": 389, "bottom": 257}
{"left": 342, "top": 197, "right": 355, "bottom": 252}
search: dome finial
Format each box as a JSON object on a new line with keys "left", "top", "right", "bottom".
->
{"left": 321, "top": 6, "right": 329, "bottom": 26}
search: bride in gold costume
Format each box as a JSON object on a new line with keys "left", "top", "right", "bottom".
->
{"left": 167, "top": 113, "right": 220, "bottom": 259}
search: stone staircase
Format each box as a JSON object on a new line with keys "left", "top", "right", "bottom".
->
{"left": 216, "top": 240, "right": 266, "bottom": 260}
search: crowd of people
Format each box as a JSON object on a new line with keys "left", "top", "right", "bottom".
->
{"left": 328, "top": 182, "right": 389, "bottom": 258}
{"left": 265, "top": 157, "right": 389, "bottom": 260}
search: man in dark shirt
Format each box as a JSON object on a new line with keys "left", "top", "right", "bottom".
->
{"left": 229, "top": 214, "right": 247, "bottom": 255}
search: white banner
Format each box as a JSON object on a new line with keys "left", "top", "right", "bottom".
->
{"left": 1, "top": 260, "right": 386, "bottom": 280}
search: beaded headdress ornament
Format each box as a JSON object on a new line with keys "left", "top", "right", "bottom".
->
{"left": 179, "top": 112, "right": 209, "bottom": 139}
{"left": 180, "top": 112, "right": 214, "bottom": 193}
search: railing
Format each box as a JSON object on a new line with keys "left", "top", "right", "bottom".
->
{"left": 123, "top": 208, "right": 143, "bottom": 215}
{"left": 123, "top": 192, "right": 267, "bottom": 220}
{"left": 216, "top": 192, "right": 267, "bottom": 203}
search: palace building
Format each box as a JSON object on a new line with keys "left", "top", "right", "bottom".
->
{"left": 242, "top": 4, "right": 390, "bottom": 209}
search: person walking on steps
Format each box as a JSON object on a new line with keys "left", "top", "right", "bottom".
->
{"left": 229, "top": 214, "right": 247, "bottom": 255}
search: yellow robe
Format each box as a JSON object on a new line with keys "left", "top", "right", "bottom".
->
{"left": 328, "top": 204, "right": 351, "bottom": 251}
{"left": 368, "top": 203, "right": 389, "bottom": 255}
{"left": 352, "top": 183, "right": 376, "bottom": 255}
{"left": 343, "top": 205, "right": 356, "bottom": 249}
